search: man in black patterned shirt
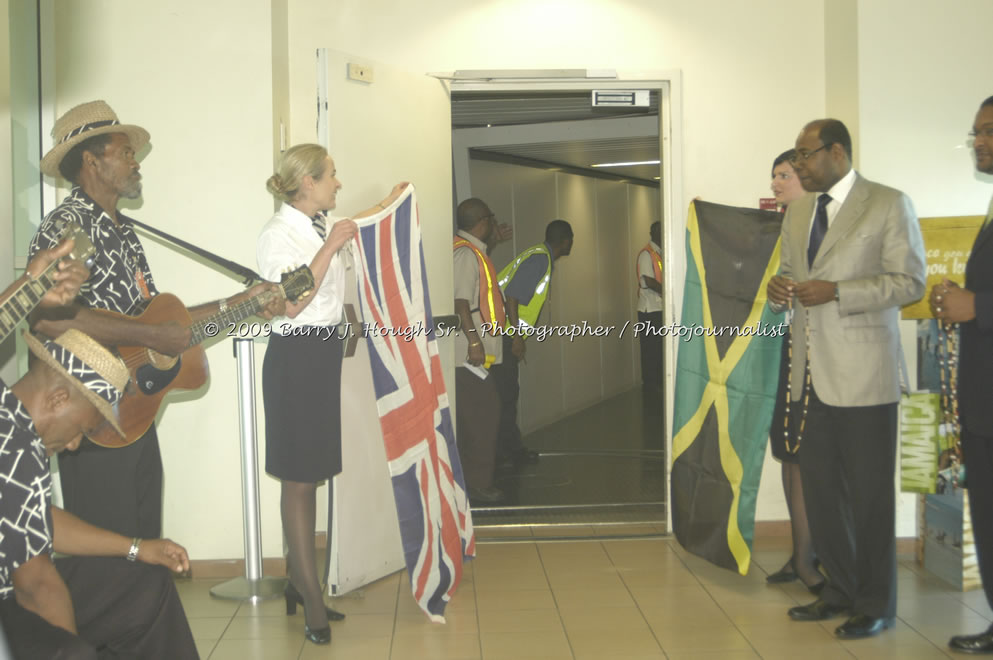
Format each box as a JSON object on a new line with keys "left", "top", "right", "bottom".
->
{"left": 29, "top": 101, "right": 284, "bottom": 539}
{"left": 0, "top": 329, "right": 197, "bottom": 659}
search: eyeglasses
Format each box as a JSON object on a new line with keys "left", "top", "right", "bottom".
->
{"left": 789, "top": 144, "right": 830, "bottom": 164}
{"left": 968, "top": 127, "right": 993, "bottom": 144}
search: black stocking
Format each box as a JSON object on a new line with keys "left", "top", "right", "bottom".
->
{"left": 782, "top": 462, "right": 822, "bottom": 587}
{"left": 282, "top": 480, "right": 328, "bottom": 631}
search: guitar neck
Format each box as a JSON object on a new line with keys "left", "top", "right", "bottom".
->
{"left": 189, "top": 291, "right": 279, "bottom": 346}
{"left": 0, "top": 259, "right": 62, "bottom": 341}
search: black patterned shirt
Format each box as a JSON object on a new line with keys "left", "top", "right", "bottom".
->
{"left": 0, "top": 380, "right": 52, "bottom": 600}
{"left": 29, "top": 187, "right": 159, "bottom": 316}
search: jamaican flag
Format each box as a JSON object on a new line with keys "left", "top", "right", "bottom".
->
{"left": 671, "top": 200, "right": 786, "bottom": 574}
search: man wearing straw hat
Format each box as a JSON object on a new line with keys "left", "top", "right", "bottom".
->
{"left": 0, "top": 329, "right": 197, "bottom": 659}
{"left": 28, "top": 100, "right": 284, "bottom": 539}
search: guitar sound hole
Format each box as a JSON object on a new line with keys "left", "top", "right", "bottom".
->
{"left": 135, "top": 358, "right": 183, "bottom": 396}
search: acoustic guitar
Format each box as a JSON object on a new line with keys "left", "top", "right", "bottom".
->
{"left": 93, "top": 265, "right": 314, "bottom": 447}
{"left": 0, "top": 221, "right": 95, "bottom": 343}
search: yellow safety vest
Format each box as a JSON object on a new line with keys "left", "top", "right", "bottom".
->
{"left": 637, "top": 243, "right": 663, "bottom": 288}
{"left": 453, "top": 236, "right": 506, "bottom": 334}
{"left": 498, "top": 243, "right": 552, "bottom": 332}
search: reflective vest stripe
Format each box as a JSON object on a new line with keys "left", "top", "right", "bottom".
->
{"left": 637, "top": 244, "right": 663, "bottom": 287}
{"left": 497, "top": 243, "right": 551, "bottom": 330}
{"left": 453, "top": 237, "right": 506, "bottom": 334}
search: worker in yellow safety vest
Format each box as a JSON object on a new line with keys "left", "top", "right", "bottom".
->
{"left": 453, "top": 198, "right": 507, "bottom": 503}
{"left": 491, "top": 220, "right": 574, "bottom": 468}
{"left": 636, "top": 221, "right": 663, "bottom": 393}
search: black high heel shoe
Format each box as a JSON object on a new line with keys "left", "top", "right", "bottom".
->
{"left": 284, "top": 582, "right": 346, "bottom": 621}
{"left": 304, "top": 624, "right": 331, "bottom": 645}
{"left": 766, "top": 557, "right": 799, "bottom": 584}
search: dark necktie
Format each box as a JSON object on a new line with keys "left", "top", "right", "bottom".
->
{"left": 807, "top": 193, "right": 832, "bottom": 267}
{"left": 312, "top": 213, "right": 327, "bottom": 240}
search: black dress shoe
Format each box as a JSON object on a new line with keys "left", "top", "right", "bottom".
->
{"left": 806, "top": 580, "right": 826, "bottom": 595}
{"left": 949, "top": 627, "right": 993, "bottom": 653}
{"left": 788, "top": 599, "right": 850, "bottom": 621}
{"left": 835, "top": 614, "right": 894, "bottom": 639}
{"left": 469, "top": 486, "right": 505, "bottom": 503}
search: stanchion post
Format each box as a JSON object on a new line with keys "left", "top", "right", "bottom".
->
{"left": 210, "top": 338, "right": 285, "bottom": 602}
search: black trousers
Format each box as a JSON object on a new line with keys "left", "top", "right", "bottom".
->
{"left": 58, "top": 426, "right": 162, "bottom": 538}
{"left": 455, "top": 367, "right": 500, "bottom": 490}
{"left": 961, "top": 427, "right": 993, "bottom": 612}
{"left": 0, "top": 556, "right": 197, "bottom": 659}
{"left": 489, "top": 334, "right": 525, "bottom": 459}
{"left": 638, "top": 311, "right": 663, "bottom": 391}
{"left": 798, "top": 387, "right": 898, "bottom": 618}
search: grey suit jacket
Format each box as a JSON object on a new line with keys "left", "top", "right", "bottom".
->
{"left": 770, "top": 173, "right": 926, "bottom": 407}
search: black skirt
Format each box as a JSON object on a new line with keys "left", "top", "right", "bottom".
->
{"left": 262, "top": 329, "right": 344, "bottom": 482}
{"left": 769, "top": 328, "right": 800, "bottom": 464}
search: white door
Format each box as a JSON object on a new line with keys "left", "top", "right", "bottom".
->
{"left": 315, "top": 50, "right": 455, "bottom": 595}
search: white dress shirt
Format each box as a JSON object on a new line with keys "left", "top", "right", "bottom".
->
{"left": 637, "top": 240, "right": 663, "bottom": 314}
{"left": 807, "top": 167, "right": 858, "bottom": 247}
{"left": 257, "top": 202, "right": 347, "bottom": 330}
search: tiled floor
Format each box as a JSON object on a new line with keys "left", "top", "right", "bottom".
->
{"left": 475, "top": 387, "right": 666, "bottom": 525}
{"left": 180, "top": 528, "right": 991, "bottom": 659}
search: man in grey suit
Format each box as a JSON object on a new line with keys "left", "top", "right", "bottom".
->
{"left": 767, "top": 119, "right": 926, "bottom": 639}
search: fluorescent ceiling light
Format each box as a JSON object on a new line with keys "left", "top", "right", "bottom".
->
{"left": 590, "top": 160, "right": 660, "bottom": 168}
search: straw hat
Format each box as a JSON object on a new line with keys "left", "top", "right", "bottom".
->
{"left": 23, "top": 329, "right": 130, "bottom": 441}
{"left": 40, "top": 100, "right": 150, "bottom": 178}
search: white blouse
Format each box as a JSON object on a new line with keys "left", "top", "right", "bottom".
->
{"left": 257, "top": 202, "right": 347, "bottom": 330}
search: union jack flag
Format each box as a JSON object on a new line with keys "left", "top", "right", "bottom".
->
{"left": 352, "top": 184, "right": 474, "bottom": 622}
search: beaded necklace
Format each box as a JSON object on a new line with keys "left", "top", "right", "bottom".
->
{"left": 782, "top": 304, "right": 812, "bottom": 455}
{"left": 936, "top": 319, "right": 963, "bottom": 487}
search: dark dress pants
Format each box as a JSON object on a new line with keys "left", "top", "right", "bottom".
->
{"left": 798, "top": 386, "right": 898, "bottom": 618}
{"left": 638, "top": 311, "right": 663, "bottom": 391}
{"left": 0, "top": 556, "right": 197, "bottom": 659}
{"left": 455, "top": 367, "right": 500, "bottom": 490}
{"left": 58, "top": 426, "right": 163, "bottom": 539}
{"left": 961, "top": 427, "right": 993, "bottom": 611}
{"left": 489, "top": 334, "right": 524, "bottom": 460}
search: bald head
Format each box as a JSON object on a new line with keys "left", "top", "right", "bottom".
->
{"left": 650, "top": 221, "right": 661, "bottom": 245}
{"left": 794, "top": 118, "right": 853, "bottom": 192}
{"left": 456, "top": 198, "right": 495, "bottom": 240}
{"left": 804, "top": 119, "right": 852, "bottom": 161}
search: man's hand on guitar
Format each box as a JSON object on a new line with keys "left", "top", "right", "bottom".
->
{"left": 248, "top": 282, "right": 286, "bottom": 320}
{"left": 27, "top": 239, "right": 91, "bottom": 307}
{"left": 152, "top": 321, "right": 193, "bottom": 357}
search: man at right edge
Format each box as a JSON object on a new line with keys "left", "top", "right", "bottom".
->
{"left": 930, "top": 95, "right": 993, "bottom": 654}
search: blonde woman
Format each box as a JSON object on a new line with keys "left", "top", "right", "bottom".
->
{"left": 257, "top": 143, "right": 404, "bottom": 645}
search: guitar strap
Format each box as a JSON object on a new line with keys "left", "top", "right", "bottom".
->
{"left": 126, "top": 218, "right": 262, "bottom": 285}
